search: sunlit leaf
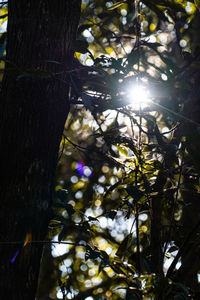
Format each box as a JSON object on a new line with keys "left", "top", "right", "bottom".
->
{"left": 107, "top": 1, "right": 125, "bottom": 11}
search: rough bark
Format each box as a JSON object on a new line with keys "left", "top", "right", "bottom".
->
{"left": 0, "top": 1, "right": 81, "bottom": 299}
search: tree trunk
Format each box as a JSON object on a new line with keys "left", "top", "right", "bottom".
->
{"left": 170, "top": 10, "right": 200, "bottom": 296}
{"left": 0, "top": 1, "right": 81, "bottom": 299}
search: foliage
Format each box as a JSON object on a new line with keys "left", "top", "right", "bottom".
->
{"left": 2, "top": 0, "right": 200, "bottom": 299}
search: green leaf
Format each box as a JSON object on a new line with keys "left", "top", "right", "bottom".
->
{"left": 107, "top": 1, "right": 125, "bottom": 10}
{"left": 118, "top": 146, "right": 128, "bottom": 156}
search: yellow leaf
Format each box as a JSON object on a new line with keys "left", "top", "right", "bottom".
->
{"left": 108, "top": 1, "right": 125, "bottom": 10}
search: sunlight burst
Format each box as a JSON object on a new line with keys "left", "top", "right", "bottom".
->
{"left": 128, "top": 84, "right": 151, "bottom": 108}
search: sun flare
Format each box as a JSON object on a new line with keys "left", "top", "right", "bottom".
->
{"left": 128, "top": 85, "right": 151, "bottom": 108}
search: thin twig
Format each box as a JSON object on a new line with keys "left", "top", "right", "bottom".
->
{"left": 0, "top": 240, "right": 86, "bottom": 247}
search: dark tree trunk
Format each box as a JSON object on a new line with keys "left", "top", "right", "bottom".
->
{"left": 0, "top": 1, "right": 81, "bottom": 299}
{"left": 168, "top": 11, "right": 200, "bottom": 297}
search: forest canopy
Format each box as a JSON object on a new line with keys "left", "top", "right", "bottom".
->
{"left": 1, "top": 0, "right": 200, "bottom": 299}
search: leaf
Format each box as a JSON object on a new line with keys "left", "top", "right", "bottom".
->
{"left": 100, "top": 250, "right": 109, "bottom": 260}
{"left": 85, "top": 245, "right": 101, "bottom": 261}
{"left": 98, "top": 251, "right": 110, "bottom": 273}
{"left": 87, "top": 216, "right": 99, "bottom": 223}
{"left": 104, "top": 179, "right": 122, "bottom": 199}
{"left": 53, "top": 201, "right": 75, "bottom": 217}
{"left": 168, "top": 245, "right": 178, "bottom": 253}
{"left": 108, "top": 1, "right": 125, "bottom": 10}
{"left": 58, "top": 226, "right": 67, "bottom": 242}
{"left": 106, "top": 210, "right": 117, "bottom": 220}
{"left": 75, "top": 39, "right": 89, "bottom": 54}
{"left": 118, "top": 146, "right": 128, "bottom": 156}
{"left": 126, "top": 185, "right": 144, "bottom": 202}
{"left": 143, "top": 41, "right": 176, "bottom": 71}
{"left": 142, "top": 0, "right": 169, "bottom": 22}
{"left": 65, "top": 204, "right": 75, "bottom": 217}
{"left": 56, "top": 189, "right": 69, "bottom": 201}
{"left": 97, "top": 12, "right": 112, "bottom": 19}
{"left": 0, "top": 14, "right": 7, "bottom": 19}
{"left": 110, "top": 57, "right": 124, "bottom": 72}
{"left": 142, "top": 41, "right": 162, "bottom": 50}
{"left": 77, "top": 24, "right": 91, "bottom": 36}
{"left": 116, "top": 233, "right": 132, "bottom": 257}
{"left": 127, "top": 49, "right": 140, "bottom": 67}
